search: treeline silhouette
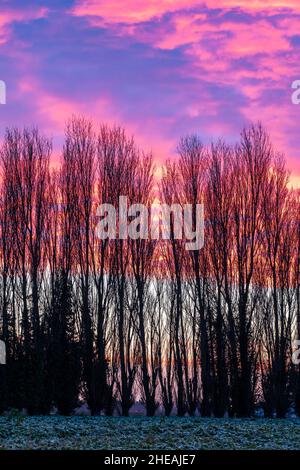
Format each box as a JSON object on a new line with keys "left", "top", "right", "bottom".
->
{"left": 0, "top": 118, "right": 299, "bottom": 418}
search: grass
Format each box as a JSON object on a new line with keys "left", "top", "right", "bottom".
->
{"left": 0, "top": 416, "right": 300, "bottom": 450}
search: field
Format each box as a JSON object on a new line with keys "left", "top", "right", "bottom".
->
{"left": 0, "top": 416, "right": 300, "bottom": 450}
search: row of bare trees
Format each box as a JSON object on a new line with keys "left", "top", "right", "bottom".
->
{"left": 0, "top": 118, "right": 299, "bottom": 417}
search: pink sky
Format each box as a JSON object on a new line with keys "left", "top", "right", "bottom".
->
{"left": 0, "top": 0, "right": 300, "bottom": 186}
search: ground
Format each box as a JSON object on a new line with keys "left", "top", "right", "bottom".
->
{"left": 0, "top": 416, "right": 300, "bottom": 450}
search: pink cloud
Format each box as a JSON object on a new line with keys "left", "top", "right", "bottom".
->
{"left": 71, "top": 1, "right": 199, "bottom": 24}
{"left": 205, "top": 0, "right": 300, "bottom": 11}
{"left": 154, "top": 16, "right": 293, "bottom": 56}
{"left": 2, "top": 1, "right": 299, "bottom": 186}
{"left": 71, "top": 0, "right": 300, "bottom": 26}
{"left": 14, "top": 73, "right": 176, "bottom": 168}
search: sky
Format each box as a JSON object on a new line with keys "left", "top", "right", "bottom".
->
{"left": 0, "top": 0, "right": 300, "bottom": 186}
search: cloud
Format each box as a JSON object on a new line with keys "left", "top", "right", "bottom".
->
{"left": 0, "top": 7, "right": 48, "bottom": 44}
{"left": 0, "top": 1, "right": 299, "bottom": 185}
{"left": 71, "top": 0, "right": 300, "bottom": 26}
{"left": 71, "top": 3, "right": 300, "bottom": 177}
